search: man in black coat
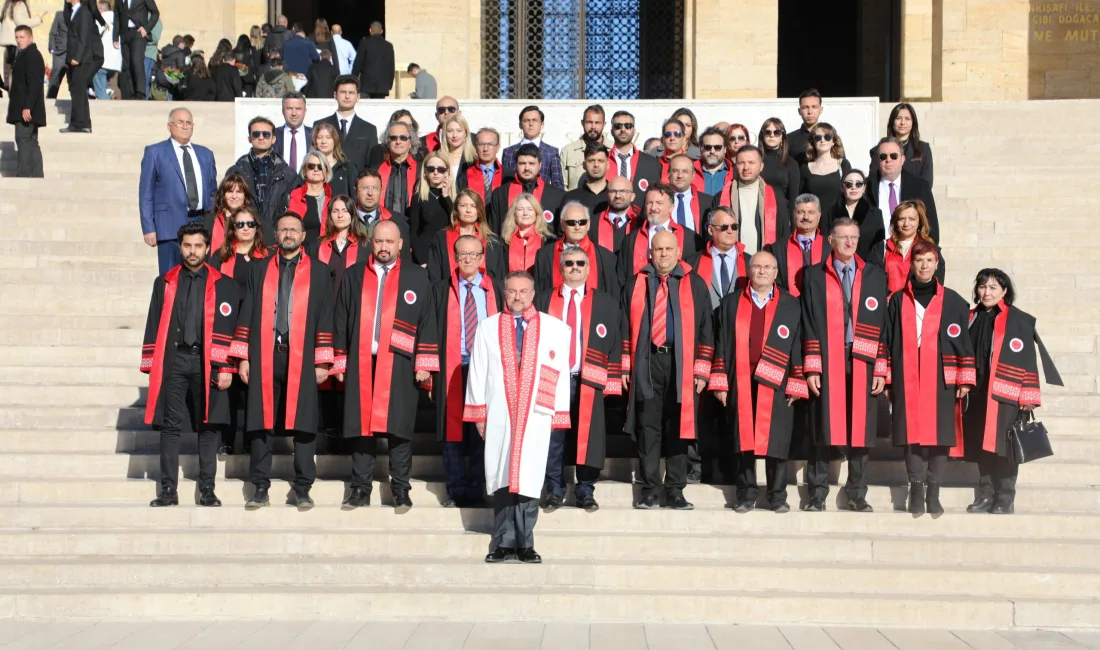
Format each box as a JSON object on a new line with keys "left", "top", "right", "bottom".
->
{"left": 62, "top": 0, "right": 103, "bottom": 133}
{"left": 313, "top": 75, "right": 378, "bottom": 174}
{"left": 6, "top": 26, "right": 45, "bottom": 177}
{"left": 351, "top": 21, "right": 394, "bottom": 98}
{"left": 113, "top": 0, "right": 158, "bottom": 99}
{"left": 225, "top": 117, "right": 301, "bottom": 241}
{"left": 866, "top": 136, "right": 940, "bottom": 244}
{"left": 304, "top": 50, "right": 338, "bottom": 99}
{"left": 46, "top": 10, "right": 67, "bottom": 99}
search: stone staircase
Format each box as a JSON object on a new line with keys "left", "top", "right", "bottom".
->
{"left": 0, "top": 99, "right": 1097, "bottom": 628}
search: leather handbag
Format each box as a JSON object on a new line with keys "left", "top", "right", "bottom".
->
{"left": 1007, "top": 410, "right": 1054, "bottom": 464}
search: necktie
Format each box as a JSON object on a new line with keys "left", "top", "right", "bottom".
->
{"left": 374, "top": 266, "right": 389, "bottom": 348}
{"left": 481, "top": 165, "right": 493, "bottom": 194}
{"left": 618, "top": 153, "right": 629, "bottom": 178}
{"left": 181, "top": 145, "right": 199, "bottom": 211}
{"left": 515, "top": 316, "right": 526, "bottom": 357}
{"left": 652, "top": 276, "right": 668, "bottom": 347}
{"left": 463, "top": 281, "right": 478, "bottom": 356}
{"left": 888, "top": 182, "right": 899, "bottom": 215}
{"left": 340, "top": 118, "right": 348, "bottom": 138}
{"left": 289, "top": 128, "right": 298, "bottom": 171}
{"left": 676, "top": 193, "right": 686, "bottom": 227}
{"left": 841, "top": 266, "right": 854, "bottom": 344}
{"left": 276, "top": 261, "right": 292, "bottom": 341}
{"left": 182, "top": 272, "right": 200, "bottom": 346}
{"left": 719, "top": 253, "right": 731, "bottom": 296}
{"left": 566, "top": 291, "right": 578, "bottom": 369}
{"left": 801, "top": 238, "right": 812, "bottom": 268}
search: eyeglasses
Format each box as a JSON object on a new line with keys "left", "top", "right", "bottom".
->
{"left": 711, "top": 223, "right": 738, "bottom": 232}
{"left": 612, "top": 122, "right": 634, "bottom": 130}
{"left": 425, "top": 165, "right": 447, "bottom": 174}
{"left": 663, "top": 131, "right": 682, "bottom": 138}
{"left": 475, "top": 141, "right": 498, "bottom": 148}
{"left": 305, "top": 162, "right": 323, "bottom": 171}
{"left": 277, "top": 227, "right": 303, "bottom": 234}
{"left": 234, "top": 220, "right": 258, "bottom": 229}
{"left": 563, "top": 219, "right": 589, "bottom": 227}
{"left": 751, "top": 264, "right": 777, "bottom": 271}
{"left": 361, "top": 185, "right": 382, "bottom": 192}
{"left": 436, "top": 105, "right": 458, "bottom": 114}
{"left": 813, "top": 133, "right": 834, "bottom": 142}
{"left": 608, "top": 189, "right": 632, "bottom": 195}
{"left": 729, "top": 134, "right": 747, "bottom": 142}
{"left": 831, "top": 235, "right": 859, "bottom": 242}
{"left": 562, "top": 259, "right": 587, "bottom": 268}
{"left": 701, "top": 144, "right": 725, "bottom": 152}
{"left": 843, "top": 180, "right": 865, "bottom": 189}
{"left": 879, "top": 152, "right": 900, "bottom": 161}
{"left": 250, "top": 130, "right": 273, "bottom": 139}
{"left": 455, "top": 251, "right": 483, "bottom": 260}
{"left": 171, "top": 120, "right": 194, "bottom": 128}
{"left": 388, "top": 134, "right": 410, "bottom": 142}
{"left": 763, "top": 129, "right": 784, "bottom": 137}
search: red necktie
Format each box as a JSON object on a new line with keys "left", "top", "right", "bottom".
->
{"left": 566, "top": 291, "right": 578, "bottom": 369}
{"left": 652, "top": 276, "right": 668, "bottom": 347}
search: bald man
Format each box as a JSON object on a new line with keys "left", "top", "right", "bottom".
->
{"left": 421, "top": 96, "right": 460, "bottom": 153}
{"left": 330, "top": 24, "right": 356, "bottom": 75}
{"left": 589, "top": 175, "right": 638, "bottom": 253}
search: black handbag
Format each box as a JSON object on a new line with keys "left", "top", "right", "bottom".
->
{"left": 1007, "top": 410, "right": 1054, "bottom": 464}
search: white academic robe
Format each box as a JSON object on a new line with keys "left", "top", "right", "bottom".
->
{"left": 464, "top": 310, "right": 573, "bottom": 498}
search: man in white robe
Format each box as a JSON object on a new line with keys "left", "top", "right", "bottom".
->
{"left": 464, "top": 271, "right": 572, "bottom": 564}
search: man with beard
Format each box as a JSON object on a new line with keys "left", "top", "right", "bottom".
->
{"left": 698, "top": 127, "right": 732, "bottom": 197}
{"left": 533, "top": 202, "right": 617, "bottom": 295}
{"left": 590, "top": 176, "right": 639, "bottom": 254}
{"left": 561, "top": 141, "right": 611, "bottom": 220}
{"left": 535, "top": 247, "right": 622, "bottom": 511}
{"left": 717, "top": 145, "right": 790, "bottom": 255}
{"left": 487, "top": 143, "right": 564, "bottom": 234}
{"left": 561, "top": 105, "right": 612, "bottom": 190}
{"left": 233, "top": 213, "right": 335, "bottom": 511}
{"left": 332, "top": 220, "right": 437, "bottom": 512}
{"left": 465, "top": 271, "right": 572, "bottom": 564}
{"left": 616, "top": 183, "right": 699, "bottom": 289}
{"left": 141, "top": 223, "right": 238, "bottom": 508}
{"left": 607, "top": 110, "right": 659, "bottom": 208}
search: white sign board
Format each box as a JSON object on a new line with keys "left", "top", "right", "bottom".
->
{"left": 232, "top": 98, "right": 881, "bottom": 173}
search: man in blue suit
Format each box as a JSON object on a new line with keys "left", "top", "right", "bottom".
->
{"left": 140, "top": 108, "right": 218, "bottom": 274}
{"left": 500, "top": 105, "right": 564, "bottom": 189}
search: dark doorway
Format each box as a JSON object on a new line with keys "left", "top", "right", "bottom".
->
{"left": 280, "top": 0, "right": 384, "bottom": 48}
{"left": 777, "top": 0, "right": 900, "bottom": 101}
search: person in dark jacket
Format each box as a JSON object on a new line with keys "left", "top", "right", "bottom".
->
{"left": 232, "top": 34, "right": 259, "bottom": 95}
{"left": 46, "top": 10, "right": 67, "bottom": 98}
{"left": 351, "top": 21, "right": 393, "bottom": 98}
{"left": 209, "top": 49, "right": 242, "bottom": 101}
{"left": 224, "top": 116, "right": 301, "bottom": 240}
{"left": 61, "top": 0, "right": 103, "bottom": 134}
{"left": 262, "top": 15, "right": 290, "bottom": 60}
{"left": 182, "top": 53, "right": 215, "bottom": 101}
{"left": 6, "top": 25, "right": 44, "bottom": 177}
{"left": 303, "top": 48, "right": 337, "bottom": 98}
{"left": 279, "top": 23, "right": 317, "bottom": 75}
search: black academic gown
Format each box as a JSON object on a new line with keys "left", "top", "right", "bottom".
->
{"left": 487, "top": 177, "right": 565, "bottom": 235}
{"left": 536, "top": 287, "right": 623, "bottom": 468}
{"left": 232, "top": 252, "right": 335, "bottom": 435}
{"left": 684, "top": 243, "right": 751, "bottom": 312}
{"left": 882, "top": 280, "right": 976, "bottom": 448}
{"left": 767, "top": 232, "right": 833, "bottom": 298}
{"left": 615, "top": 221, "right": 700, "bottom": 290}
{"left": 409, "top": 192, "right": 454, "bottom": 265}
{"left": 141, "top": 264, "right": 238, "bottom": 428}
{"left": 533, "top": 238, "right": 618, "bottom": 296}
{"left": 426, "top": 228, "right": 508, "bottom": 284}
{"left": 824, "top": 199, "right": 886, "bottom": 265}
{"left": 709, "top": 285, "right": 808, "bottom": 459}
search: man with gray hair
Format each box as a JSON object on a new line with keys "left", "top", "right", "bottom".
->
{"left": 374, "top": 119, "right": 419, "bottom": 215}
{"left": 766, "top": 193, "right": 832, "bottom": 298}
{"left": 533, "top": 201, "right": 618, "bottom": 294}
{"left": 456, "top": 126, "right": 503, "bottom": 206}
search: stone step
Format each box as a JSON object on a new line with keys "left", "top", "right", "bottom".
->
{"left": 0, "top": 367, "right": 148, "bottom": 387}
{"left": 0, "top": 347, "right": 139, "bottom": 368}
{"left": 0, "top": 254, "right": 155, "bottom": 272}
{"left": 0, "top": 315, "right": 144, "bottom": 334}
{"left": 0, "top": 269, "right": 155, "bottom": 288}
{"left": 0, "top": 328, "right": 143, "bottom": 347}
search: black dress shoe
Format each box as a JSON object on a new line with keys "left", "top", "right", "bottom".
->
{"left": 633, "top": 494, "right": 659, "bottom": 509}
{"left": 198, "top": 490, "right": 221, "bottom": 507}
{"left": 517, "top": 547, "right": 542, "bottom": 563}
{"left": 543, "top": 494, "right": 564, "bottom": 511}
{"left": 150, "top": 490, "right": 179, "bottom": 507}
{"left": 579, "top": 495, "right": 599, "bottom": 512}
{"left": 803, "top": 498, "right": 826, "bottom": 512}
{"left": 732, "top": 500, "right": 754, "bottom": 514}
{"left": 907, "top": 482, "right": 926, "bottom": 515}
{"left": 59, "top": 125, "right": 90, "bottom": 133}
{"left": 393, "top": 489, "right": 413, "bottom": 514}
{"left": 245, "top": 486, "right": 270, "bottom": 510}
{"left": 666, "top": 494, "right": 694, "bottom": 510}
{"left": 442, "top": 498, "right": 459, "bottom": 508}
{"left": 771, "top": 501, "right": 790, "bottom": 514}
{"left": 967, "top": 496, "right": 994, "bottom": 513}
{"left": 926, "top": 482, "right": 944, "bottom": 515}
{"left": 485, "top": 547, "right": 516, "bottom": 563}
{"left": 295, "top": 491, "right": 315, "bottom": 511}
{"left": 845, "top": 498, "right": 873, "bottom": 513}
{"left": 990, "top": 501, "right": 1014, "bottom": 515}
{"left": 341, "top": 487, "right": 370, "bottom": 510}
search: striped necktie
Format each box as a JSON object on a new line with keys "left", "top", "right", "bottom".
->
{"left": 652, "top": 276, "right": 668, "bottom": 347}
{"left": 463, "top": 282, "right": 478, "bottom": 356}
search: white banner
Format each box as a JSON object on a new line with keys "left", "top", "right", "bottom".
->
{"left": 232, "top": 97, "right": 882, "bottom": 174}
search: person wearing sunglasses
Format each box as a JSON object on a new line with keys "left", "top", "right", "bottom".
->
{"left": 669, "top": 108, "right": 701, "bottom": 159}
{"left": 826, "top": 169, "right": 886, "bottom": 263}
{"left": 488, "top": 143, "right": 565, "bottom": 234}
{"left": 534, "top": 201, "right": 617, "bottom": 295}
{"left": 312, "top": 74, "right": 379, "bottom": 173}
{"left": 699, "top": 127, "right": 733, "bottom": 198}
{"left": 561, "top": 104, "right": 611, "bottom": 190}
{"left": 225, "top": 116, "right": 296, "bottom": 242}
{"left": 757, "top": 117, "right": 801, "bottom": 214}
{"left": 409, "top": 152, "right": 454, "bottom": 265}
{"left": 607, "top": 109, "right": 659, "bottom": 207}
{"left": 724, "top": 123, "right": 751, "bottom": 160}
{"left": 654, "top": 117, "right": 688, "bottom": 183}
{"left": 500, "top": 105, "right": 564, "bottom": 189}
{"left": 311, "top": 122, "right": 356, "bottom": 197}
{"left": 286, "top": 150, "right": 333, "bottom": 247}
{"left": 426, "top": 188, "right": 506, "bottom": 284}
{"left": 501, "top": 193, "right": 552, "bottom": 275}
{"left": 420, "top": 96, "right": 459, "bottom": 153}
{"left": 533, "top": 245, "right": 623, "bottom": 513}
{"left": 799, "top": 123, "right": 851, "bottom": 216}
{"left": 368, "top": 109, "right": 421, "bottom": 168}
{"left": 204, "top": 173, "right": 254, "bottom": 254}
{"left": 373, "top": 119, "right": 419, "bottom": 215}
{"left": 786, "top": 88, "right": 824, "bottom": 166}
{"left": 866, "top": 136, "right": 940, "bottom": 245}
{"left": 870, "top": 102, "right": 934, "bottom": 188}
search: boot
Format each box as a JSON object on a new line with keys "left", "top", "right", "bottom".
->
{"left": 966, "top": 495, "right": 993, "bottom": 514}
{"left": 907, "top": 482, "right": 926, "bottom": 515}
{"left": 926, "top": 482, "right": 944, "bottom": 515}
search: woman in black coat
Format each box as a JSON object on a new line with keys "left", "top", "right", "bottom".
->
{"left": 757, "top": 117, "right": 801, "bottom": 212}
{"left": 209, "top": 49, "right": 243, "bottom": 102}
{"left": 183, "top": 55, "right": 216, "bottom": 102}
{"left": 233, "top": 35, "right": 260, "bottom": 96}
{"left": 825, "top": 169, "right": 886, "bottom": 265}
{"left": 409, "top": 152, "right": 455, "bottom": 264}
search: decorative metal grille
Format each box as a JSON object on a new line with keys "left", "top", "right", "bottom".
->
{"left": 584, "top": 0, "right": 641, "bottom": 99}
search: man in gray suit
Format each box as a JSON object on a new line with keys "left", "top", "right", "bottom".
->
{"left": 46, "top": 10, "right": 67, "bottom": 99}
{"left": 406, "top": 63, "right": 436, "bottom": 99}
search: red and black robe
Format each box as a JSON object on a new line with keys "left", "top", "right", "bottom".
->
{"left": 657, "top": 151, "right": 705, "bottom": 194}
{"left": 287, "top": 183, "right": 333, "bottom": 234}
{"left": 141, "top": 264, "right": 239, "bottom": 428}
{"left": 717, "top": 181, "right": 790, "bottom": 251}
{"left": 425, "top": 227, "right": 508, "bottom": 284}
{"left": 708, "top": 284, "right": 809, "bottom": 458}
{"left": 620, "top": 262, "right": 713, "bottom": 439}
{"left": 536, "top": 287, "right": 623, "bottom": 468}
{"left": 801, "top": 255, "right": 888, "bottom": 448}
{"left": 230, "top": 252, "right": 335, "bottom": 435}
{"left": 375, "top": 155, "right": 419, "bottom": 213}
{"left": 210, "top": 249, "right": 266, "bottom": 294}
{"left": 592, "top": 205, "right": 640, "bottom": 253}
{"left": 506, "top": 228, "right": 545, "bottom": 274}
{"left": 768, "top": 232, "right": 832, "bottom": 298}
{"left": 533, "top": 236, "right": 618, "bottom": 296}
{"left": 427, "top": 270, "right": 504, "bottom": 442}
{"left": 202, "top": 210, "right": 231, "bottom": 253}
{"left": 881, "top": 280, "right": 976, "bottom": 449}
{"left": 456, "top": 158, "right": 504, "bottom": 206}
{"left": 615, "top": 220, "right": 700, "bottom": 291}
{"left": 332, "top": 257, "right": 439, "bottom": 439}
{"left": 884, "top": 239, "right": 946, "bottom": 293}
{"left": 487, "top": 176, "right": 565, "bottom": 234}
{"left": 684, "top": 242, "right": 750, "bottom": 311}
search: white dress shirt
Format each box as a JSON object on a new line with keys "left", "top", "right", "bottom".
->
{"left": 125, "top": 0, "right": 135, "bottom": 28}
{"left": 750, "top": 287, "right": 774, "bottom": 309}
{"left": 914, "top": 300, "right": 926, "bottom": 349}
{"left": 674, "top": 188, "right": 695, "bottom": 231}
{"left": 878, "top": 176, "right": 901, "bottom": 236}
{"left": 614, "top": 147, "right": 634, "bottom": 181}
{"left": 710, "top": 245, "right": 735, "bottom": 295}
{"left": 170, "top": 138, "right": 203, "bottom": 210}
{"left": 281, "top": 125, "right": 308, "bottom": 173}
{"left": 737, "top": 182, "right": 761, "bottom": 255}
{"left": 371, "top": 261, "right": 394, "bottom": 355}
{"left": 647, "top": 220, "right": 672, "bottom": 250}
{"left": 562, "top": 284, "right": 585, "bottom": 374}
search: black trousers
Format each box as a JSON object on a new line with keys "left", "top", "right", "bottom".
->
{"left": 546, "top": 375, "right": 599, "bottom": 499}
{"left": 905, "top": 445, "right": 948, "bottom": 483}
{"left": 976, "top": 451, "right": 1018, "bottom": 503}
{"left": 47, "top": 55, "right": 67, "bottom": 98}
{"left": 158, "top": 350, "right": 218, "bottom": 494}
{"left": 67, "top": 61, "right": 97, "bottom": 129}
{"left": 119, "top": 29, "right": 147, "bottom": 99}
{"left": 13, "top": 123, "right": 42, "bottom": 178}
{"left": 247, "top": 347, "right": 316, "bottom": 492}
{"left": 347, "top": 434, "right": 412, "bottom": 492}
{"left": 806, "top": 445, "right": 870, "bottom": 501}
{"left": 636, "top": 348, "right": 689, "bottom": 497}
{"left": 491, "top": 487, "right": 538, "bottom": 550}
{"left": 735, "top": 453, "right": 788, "bottom": 505}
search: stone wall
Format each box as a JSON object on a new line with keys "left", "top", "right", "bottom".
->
{"left": 385, "top": 0, "right": 481, "bottom": 100}
{"left": 1028, "top": 1, "right": 1100, "bottom": 98}
{"left": 689, "top": 0, "right": 778, "bottom": 98}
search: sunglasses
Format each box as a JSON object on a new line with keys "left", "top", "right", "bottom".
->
{"left": 711, "top": 223, "right": 738, "bottom": 232}
{"left": 702, "top": 144, "right": 725, "bottom": 152}
{"left": 436, "top": 105, "right": 458, "bottom": 114}
{"left": 426, "top": 165, "right": 448, "bottom": 174}
{"left": 306, "top": 162, "right": 324, "bottom": 171}
{"left": 612, "top": 122, "right": 634, "bottom": 130}
{"left": 729, "top": 134, "right": 747, "bottom": 141}
{"left": 563, "top": 219, "right": 589, "bottom": 227}
{"left": 843, "top": 180, "right": 865, "bottom": 189}
{"left": 663, "top": 131, "right": 682, "bottom": 138}
{"left": 562, "top": 259, "right": 587, "bottom": 268}
{"left": 250, "top": 130, "right": 272, "bottom": 139}
{"left": 879, "top": 152, "right": 900, "bottom": 161}
{"left": 813, "top": 133, "right": 834, "bottom": 142}
{"left": 388, "top": 134, "right": 411, "bottom": 142}
{"left": 233, "top": 220, "right": 257, "bottom": 229}
{"left": 763, "top": 129, "right": 784, "bottom": 137}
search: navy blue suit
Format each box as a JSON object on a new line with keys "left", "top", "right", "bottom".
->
{"left": 139, "top": 138, "right": 217, "bottom": 273}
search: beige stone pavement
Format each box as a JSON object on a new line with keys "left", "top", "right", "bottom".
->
{"left": 0, "top": 622, "right": 1098, "bottom": 650}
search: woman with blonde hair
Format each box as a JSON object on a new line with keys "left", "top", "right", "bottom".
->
{"left": 799, "top": 122, "right": 851, "bottom": 212}
{"left": 501, "top": 193, "right": 552, "bottom": 274}
{"left": 312, "top": 122, "right": 356, "bottom": 196}
{"left": 410, "top": 151, "right": 455, "bottom": 264}
{"left": 426, "top": 188, "right": 506, "bottom": 282}
{"left": 286, "top": 149, "right": 333, "bottom": 246}
{"left": 884, "top": 199, "right": 943, "bottom": 293}
{"left": 441, "top": 115, "right": 476, "bottom": 184}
